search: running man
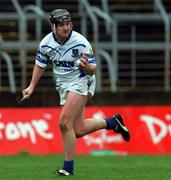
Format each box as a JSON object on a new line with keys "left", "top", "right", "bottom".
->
{"left": 21, "top": 9, "right": 130, "bottom": 176}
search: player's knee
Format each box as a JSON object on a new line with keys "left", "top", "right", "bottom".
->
{"left": 59, "top": 114, "right": 71, "bottom": 132}
{"left": 59, "top": 122, "right": 66, "bottom": 132}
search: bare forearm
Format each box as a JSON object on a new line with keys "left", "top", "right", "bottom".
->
{"left": 78, "top": 56, "right": 96, "bottom": 76}
{"left": 21, "top": 64, "right": 45, "bottom": 100}
{"left": 29, "top": 64, "right": 45, "bottom": 89}
{"left": 83, "top": 64, "right": 96, "bottom": 76}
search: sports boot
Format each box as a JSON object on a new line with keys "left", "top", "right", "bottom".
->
{"left": 113, "top": 113, "right": 130, "bottom": 141}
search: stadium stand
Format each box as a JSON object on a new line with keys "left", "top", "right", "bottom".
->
{"left": 1, "top": 0, "right": 171, "bottom": 96}
{"left": 0, "top": 0, "right": 80, "bottom": 93}
{"left": 78, "top": 0, "right": 171, "bottom": 92}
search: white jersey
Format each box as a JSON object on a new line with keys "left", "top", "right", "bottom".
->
{"left": 35, "top": 30, "right": 96, "bottom": 84}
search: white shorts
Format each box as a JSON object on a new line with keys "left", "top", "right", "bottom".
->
{"left": 56, "top": 76, "right": 96, "bottom": 105}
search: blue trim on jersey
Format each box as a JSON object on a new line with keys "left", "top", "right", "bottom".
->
{"left": 52, "top": 31, "right": 72, "bottom": 45}
{"left": 84, "top": 53, "right": 95, "bottom": 59}
{"left": 89, "top": 59, "right": 96, "bottom": 64}
{"left": 36, "top": 52, "right": 47, "bottom": 61}
{"left": 41, "top": 45, "right": 62, "bottom": 56}
{"left": 63, "top": 44, "right": 86, "bottom": 56}
{"left": 37, "top": 51, "right": 46, "bottom": 58}
{"left": 79, "top": 69, "right": 86, "bottom": 78}
{"left": 36, "top": 55, "right": 48, "bottom": 65}
{"left": 52, "top": 32, "right": 58, "bottom": 42}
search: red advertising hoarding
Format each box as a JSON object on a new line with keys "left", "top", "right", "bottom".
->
{"left": 0, "top": 106, "right": 171, "bottom": 155}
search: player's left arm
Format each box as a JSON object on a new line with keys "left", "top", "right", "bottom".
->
{"left": 79, "top": 53, "right": 96, "bottom": 76}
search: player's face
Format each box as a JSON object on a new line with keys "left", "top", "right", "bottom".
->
{"left": 54, "top": 21, "right": 72, "bottom": 43}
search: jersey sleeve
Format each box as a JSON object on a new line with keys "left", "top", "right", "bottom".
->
{"left": 35, "top": 44, "right": 49, "bottom": 68}
{"left": 81, "top": 40, "right": 96, "bottom": 66}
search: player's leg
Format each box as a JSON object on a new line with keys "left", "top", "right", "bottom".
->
{"left": 74, "top": 109, "right": 130, "bottom": 141}
{"left": 74, "top": 109, "right": 107, "bottom": 138}
{"left": 58, "top": 91, "right": 88, "bottom": 175}
{"left": 72, "top": 77, "right": 129, "bottom": 138}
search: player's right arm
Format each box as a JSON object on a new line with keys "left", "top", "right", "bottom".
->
{"left": 22, "top": 64, "right": 45, "bottom": 100}
{"left": 21, "top": 33, "right": 50, "bottom": 101}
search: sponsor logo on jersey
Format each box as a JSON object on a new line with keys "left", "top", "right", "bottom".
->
{"left": 53, "top": 60, "right": 74, "bottom": 68}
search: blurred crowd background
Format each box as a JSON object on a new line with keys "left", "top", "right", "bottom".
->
{"left": 1, "top": 0, "right": 171, "bottom": 106}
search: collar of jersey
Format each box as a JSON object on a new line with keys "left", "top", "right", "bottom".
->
{"left": 52, "top": 30, "right": 72, "bottom": 45}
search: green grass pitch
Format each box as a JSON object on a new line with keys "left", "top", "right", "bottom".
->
{"left": 0, "top": 153, "right": 171, "bottom": 180}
